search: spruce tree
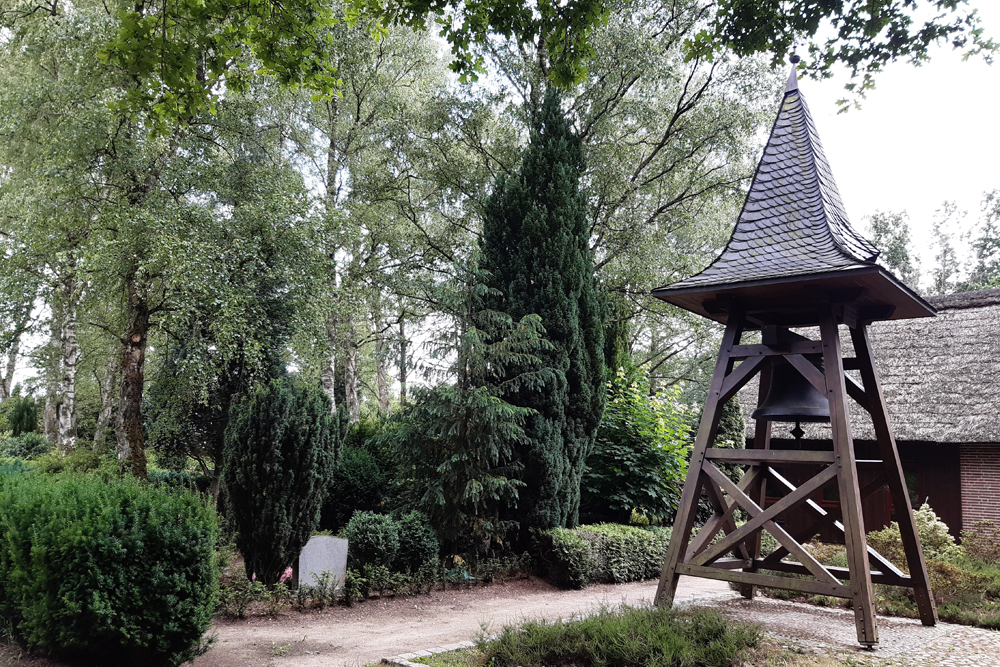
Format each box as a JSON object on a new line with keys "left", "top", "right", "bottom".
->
{"left": 223, "top": 379, "right": 337, "bottom": 585}
{"left": 480, "top": 88, "right": 605, "bottom": 531}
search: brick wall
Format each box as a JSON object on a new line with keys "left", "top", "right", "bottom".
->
{"left": 960, "top": 443, "right": 1000, "bottom": 531}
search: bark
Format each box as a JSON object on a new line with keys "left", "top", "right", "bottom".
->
{"left": 321, "top": 313, "right": 338, "bottom": 414}
{"left": 93, "top": 342, "right": 118, "bottom": 450}
{"left": 43, "top": 395, "right": 57, "bottom": 442}
{"left": 376, "top": 333, "right": 391, "bottom": 417}
{"left": 117, "top": 279, "right": 150, "bottom": 479}
{"left": 344, "top": 330, "right": 360, "bottom": 424}
{"left": 398, "top": 318, "right": 407, "bottom": 402}
{"left": 55, "top": 281, "right": 80, "bottom": 452}
{"left": 1, "top": 334, "right": 21, "bottom": 402}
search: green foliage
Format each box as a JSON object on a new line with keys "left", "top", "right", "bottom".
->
{"left": 866, "top": 210, "right": 920, "bottom": 288}
{"left": 866, "top": 502, "right": 965, "bottom": 569}
{"left": 6, "top": 395, "right": 38, "bottom": 436}
{"left": 961, "top": 520, "right": 1000, "bottom": 564}
{"left": 581, "top": 371, "right": 690, "bottom": 525}
{"left": 577, "top": 524, "right": 671, "bottom": 584}
{"left": 385, "top": 261, "right": 552, "bottom": 552}
{"left": 394, "top": 511, "right": 440, "bottom": 574}
{"left": 533, "top": 528, "right": 593, "bottom": 590}
{"left": 692, "top": 0, "right": 995, "bottom": 107}
{"left": 960, "top": 190, "right": 1000, "bottom": 291}
{"left": 0, "top": 432, "right": 50, "bottom": 459}
{"left": 0, "top": 473, "right": 217, "bottom": 666}
{"left": 223, "top": 379, "right": 337, "bottom": 586}
{"left": 480, "top": 605, "right": 762, "bottom": 667}
{"left": 344, "top": 511, "right": 400, "bottom": 570}
{"left": 481, "top": 87, "right": 605, "bottom": 533}
{"left": 319, "top": 446, "right": 387, "bottom": 533}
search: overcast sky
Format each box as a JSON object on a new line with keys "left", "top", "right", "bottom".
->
{"left": 798, "top": 1, "right": 999, "bottom": 266}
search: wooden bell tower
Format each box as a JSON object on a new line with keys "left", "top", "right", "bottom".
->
{"left": 650, "top": 65, "right": 938, "bottom": 646}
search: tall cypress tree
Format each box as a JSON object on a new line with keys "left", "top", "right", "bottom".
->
{"left": 480, "top": 88, "right": 605, "bottom": 531}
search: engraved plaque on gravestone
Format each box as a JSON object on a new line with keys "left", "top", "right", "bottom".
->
{"left": 297, "top": 535, "right": 348, "bottom": 589}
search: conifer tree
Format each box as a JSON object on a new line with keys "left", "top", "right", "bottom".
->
{"left": 480, "top": 88, "right": 605, "bottom": 531}
{"left": 223, "top": 380, "right": 337, "bottom": 585}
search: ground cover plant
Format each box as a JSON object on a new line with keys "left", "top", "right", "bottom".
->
{"left": 480, "top": 605, "right": 761, "bottom": 667}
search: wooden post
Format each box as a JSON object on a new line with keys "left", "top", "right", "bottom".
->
{"left": 740, "top": 362, "right": 772, "bottom": 599}
{"left": 819, "top": 308, "right": 878, "bottom": 646}
{"left": 850, "top": 323, "right": 937, "bottom": 626}
{"left": 655, "top": 312, "right": 745, "bottom": 607}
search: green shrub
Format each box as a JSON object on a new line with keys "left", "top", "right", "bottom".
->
{"left": 0, "top": 432, "right": 49, "bottom": 459}
{"left": 6, "top": 394, "right": 38, "bottom": 436}
{"left": 581, "top": 373, "right": 690, "bottom": 525}
{"left": 481, "top": 605, "right": 761, "bottom": 667}
{"left": 961, "top": 520, "right": 1000, "bottom": 564}
{"left": 578, "top": 523, "right": 670, "bottom": 583}
{"left": 224, "top": 379, "right": 337, "bottom": 586}
{"left": 319, "top": 446, "right": 387, "bottom": 532}
{"left": 533, "top": 528, "right": 592, "bottom": 589}
{"left": 344, "top": 510, "right": 400, "bottom": 570}
{"left": 394, "top": 511, "right": 439, "bottom": 573}
{"left": 867, "top": 503, "right": 964, "bottom": 569}
{"left": 0, "top": 473, "right": 217, "bottom": 666}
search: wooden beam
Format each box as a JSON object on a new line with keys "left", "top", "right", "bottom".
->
{"left": 786, "top": 353, "right": 828, "bottom": 395}
{"left": 741, "top": 362, "right": 774, "bottom": 599}
{"left": 759, "top": 560, "right": 911, "bottom": 587}
{"left": 851, "top": 323, "right": 937, "bottom": 626}
{"left": 656, "top": 312, "right": 745, "bottom": 607}
{"left": 700, "top": 464, "right": 841, "bottom": 586}
{"left": 730, "top": 341, "right": 823, "bottom": 359}
{"left": 676, "top": 564, "right": 852, "bottom": 599}
{"left": 719, "top": 355, "right": 769, "bottom": 404}
{"left": 685, "top": 469, "right": 760, "bottom": 561}
{"left": 820, "top": 308, "right": 878, "bottom": 646}
{"left": 705, "top": 449, "right": 835, "bottom": 465}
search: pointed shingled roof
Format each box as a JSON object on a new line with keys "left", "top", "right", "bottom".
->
{"left": 652, "top": 68, "right": 934, "bottom": 325}
{"left": 666, "top": 68, "right": 879, "bottom": 290}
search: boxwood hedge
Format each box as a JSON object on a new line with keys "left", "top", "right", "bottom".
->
{"left": 0, "top": 473, "right": 218, "bottom": 666}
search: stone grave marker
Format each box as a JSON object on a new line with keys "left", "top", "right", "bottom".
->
{"left": 296, "top": 535, "right": 348, "bottom": 589}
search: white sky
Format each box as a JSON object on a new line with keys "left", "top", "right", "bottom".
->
{"left": 799, "top": 1, "right": 999, "bottom": 265}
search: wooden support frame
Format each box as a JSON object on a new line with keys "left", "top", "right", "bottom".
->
{"left": 654, "top": 309, "right": 936, "bottom": 647}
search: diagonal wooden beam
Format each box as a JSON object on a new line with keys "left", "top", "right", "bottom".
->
{"left": 785, "top": 353, "right": 827, "bottom": 394}
{"left": 686, "top": 468, "right": 761, "bottom": 561}
{"left": 699, "top": 463, "right": 841, "bottom": 586}
{"left": 760, "top": 468, "right": 903, "bottom": 578}
{"left": 719, "top": 355, "right": 770, "bottom": 404}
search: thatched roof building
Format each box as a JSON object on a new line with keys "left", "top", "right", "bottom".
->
{"left": 739, "top": 287, "right": 1000, "bottom": 536}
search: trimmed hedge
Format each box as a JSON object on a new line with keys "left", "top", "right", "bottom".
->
{"left": 0, "top": 473, "right": 218, "bottom": 666}
{"left": 535, "top": 524, "right": 671, "bottom": 588}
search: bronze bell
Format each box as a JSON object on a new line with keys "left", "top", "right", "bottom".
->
{"left": 751, "top": 359, "right": 830, "bottom": 423}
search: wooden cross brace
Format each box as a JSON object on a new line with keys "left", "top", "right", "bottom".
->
{"left": 654, "top": 306, "right": 937, "bottom": 647}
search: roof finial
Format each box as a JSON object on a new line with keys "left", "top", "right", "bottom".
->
{"left": 786, "top": 51, "right": 800, "bottom": 92}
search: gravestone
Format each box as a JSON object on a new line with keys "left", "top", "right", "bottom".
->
{"left": 296, "top": 535, "right": 348, "bottom": 589}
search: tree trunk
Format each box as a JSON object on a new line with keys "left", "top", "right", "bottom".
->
{"left": 118, "top": 281, "right": 149, "bottom": 479}
{"left": 376, "top": 333, "right": 391, "bottom": 417}
{"left": 321, "top": 313, "right": 338, "bottom": 414}
{"left": 55, "top": 282, "right": 80, "bottom": 452}
{"left": 1, "top": 333, "right": 21, "bottom": 401}
{"left": 344, "top": 331, "right": 360, "bottom": 424}
{"left": 398, "top": 318, "right": 407, "bottom": 402}
{"left": 93, "top": 342, "right": 118, "bottom": 451}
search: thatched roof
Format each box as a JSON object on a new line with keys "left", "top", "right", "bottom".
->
{"left": 739, "top": 288, "right": 1000, "bottom": 444}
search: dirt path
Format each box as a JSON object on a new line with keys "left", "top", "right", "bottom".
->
{"left": 192, "top": 576, "right": 734, "bottom": 667}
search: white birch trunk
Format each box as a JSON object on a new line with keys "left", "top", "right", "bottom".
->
{"left": 321, "top": 314, "right": 338, "bottom": 414}
{"left": 55, "top": 291, "right": 79, "bottom": 452}
{"left": 344, "top": 331, "right": 360, "bottom": 424}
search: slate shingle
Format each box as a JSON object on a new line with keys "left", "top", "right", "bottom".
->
{"left": 659, "top": 69, "right": 880, "bottom": 293}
